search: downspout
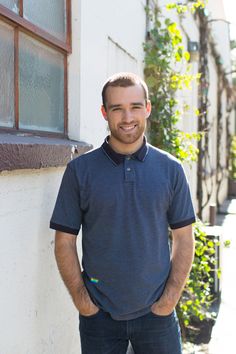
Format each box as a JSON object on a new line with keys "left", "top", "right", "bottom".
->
{"left": 146, "top": 0, "right": 150, "bottom": 41}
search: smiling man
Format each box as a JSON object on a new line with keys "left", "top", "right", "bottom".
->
{"left": 101, "top": 81, "right": 151, "bottom": 152}
{"left": 50, "top": 72, "right": 195, "bottom": 354}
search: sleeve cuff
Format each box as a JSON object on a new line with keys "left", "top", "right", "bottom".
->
{"left": 169, "top": 216, "right": 196, "bottom": 230}
{"left": 50, "top": 221, "right": 79, "bottom": 235}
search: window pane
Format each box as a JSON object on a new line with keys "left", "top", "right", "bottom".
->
{"left": 0, "top": 21, "right": 14, "bottom": 128}
{"left": 0, "top": 0, "right": 19, "bottom": 13}
{"left": 19, "top": 33, "right": 64, "bottom": 133}
{"left": 23, "top": 0, "right": 66, "bottom": 41}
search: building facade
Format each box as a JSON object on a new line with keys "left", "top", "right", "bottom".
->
{"left": 0, "top": 0, "right": 234, "bottom": 353}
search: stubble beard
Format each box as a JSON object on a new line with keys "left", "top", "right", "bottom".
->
{"left": 110, "top": 124, "right": 145, "bottom": 145}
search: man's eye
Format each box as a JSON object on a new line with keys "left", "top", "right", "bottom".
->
{"left": 112, "top": 108, "right": 121, "bottom": 112}
{"left": 132, "top": 106, "right": 141, "bottom": 109}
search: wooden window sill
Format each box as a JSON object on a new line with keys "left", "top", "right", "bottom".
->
{"left": 0, "top": 133, "right": 92, "bottom": 171}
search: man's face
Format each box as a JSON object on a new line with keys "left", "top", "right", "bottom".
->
{"left": 101, "top": 84, "right": 151, "bottom": 149}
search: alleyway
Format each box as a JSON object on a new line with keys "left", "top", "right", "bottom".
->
{"left": 208, "top": 198, "right": 236, "bottom": 354}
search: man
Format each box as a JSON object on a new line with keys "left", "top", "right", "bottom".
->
{"left": 50, "top": 72, "right": 195, "bottom": 354}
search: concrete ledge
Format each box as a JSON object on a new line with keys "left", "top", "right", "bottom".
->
{"left": 0, "top": 133, "right": 92, "bottom": 171}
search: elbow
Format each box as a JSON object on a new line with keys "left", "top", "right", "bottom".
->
{"left": 54, "top": 231, "right": 77, "bottom": 256}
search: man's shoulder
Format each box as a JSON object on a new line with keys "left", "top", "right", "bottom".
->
{"left": 147, "top": 143, "right": 181, "bottom": 166}
{"left": 69, "top": 146, "right": 103, "bottom": 167}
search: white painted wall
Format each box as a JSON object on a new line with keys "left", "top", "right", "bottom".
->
{"left": 0, "top": 168, "right": 82, "bottom": 354}
{"left": 76, "top": 0, "right": 147, "bottom": 148}
{"left": 208, "top": 0, "right": 232, "bottom": 74}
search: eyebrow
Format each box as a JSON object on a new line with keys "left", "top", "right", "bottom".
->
{"left": 131, "top": 102, "right": 145, "bottom": 106}
{"left": 108, "top": 104, "right": 122, "bottom": 109}
{"left": 108, "top": 102, "right": 145, "bottom": 109}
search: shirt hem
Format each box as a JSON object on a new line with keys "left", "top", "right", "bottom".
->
{"left": 49, "top": 221, "right": 79, "bottom": 235}
{"left": 109, "top": 307, "right": 152, "bottom": 321}
{"left": 169, "top": 216, "right": 196, "bottom": 230}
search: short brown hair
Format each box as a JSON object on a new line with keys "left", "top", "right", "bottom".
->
{"left": 102, "top": 72, "right": 149, "bottom": 110}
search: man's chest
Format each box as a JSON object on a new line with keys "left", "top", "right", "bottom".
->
{"left": 79, "top": 164, "right": 171, "bottom": 213}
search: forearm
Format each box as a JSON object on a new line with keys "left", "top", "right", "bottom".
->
{"left": 54, "top": 231, "right": 84, "bottom": 307}
{"left": 162, "top": 237, "right": 194, "bottom": 307}
{"left": 153, "top": 225, "right": 195, "bottom": 313}
{"left": 54, "top": 231, "right": 99, "bottom": 315}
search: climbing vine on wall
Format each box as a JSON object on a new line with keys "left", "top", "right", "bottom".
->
{"left": 144, "top": 0, "right": 203, "bottom": 164}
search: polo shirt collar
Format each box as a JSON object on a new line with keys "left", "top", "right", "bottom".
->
{"left": 102, "top": 136, "right": 148, "bottom": 165}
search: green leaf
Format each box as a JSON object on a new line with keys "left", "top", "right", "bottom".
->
{"left": 184, "top": 51, "right": 190, "bottom": 61}
{"left": 224, "top": 240, "right": 231, "bottom": 247}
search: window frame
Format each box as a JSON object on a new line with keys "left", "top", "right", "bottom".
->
{"left": 0, "top": 0, "right": 71, "bottom": 137}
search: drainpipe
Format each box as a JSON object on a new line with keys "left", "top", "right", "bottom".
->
{"left": 146, "top": 0, "right": 150, "bottom": 40}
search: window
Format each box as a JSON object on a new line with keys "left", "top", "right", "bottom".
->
{"left": 0, "top": 0, "right": 71, "bottom": 135}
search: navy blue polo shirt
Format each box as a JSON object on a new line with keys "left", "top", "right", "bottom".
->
{"left": 50, "top": 137, "right": 195, "bottom": 320}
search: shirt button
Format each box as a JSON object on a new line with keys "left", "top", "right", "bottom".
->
{"left": 127, "top": 167, "right": 131, "bottom": 172}
{"left": 126, "top": 156, "right": 131, "bottom": 160}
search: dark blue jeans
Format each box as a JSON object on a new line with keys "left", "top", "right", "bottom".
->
{"left": 79, "top": 309, "right": 182, "bottom": 354}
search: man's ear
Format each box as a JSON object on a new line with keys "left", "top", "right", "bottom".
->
{"left": 145, "top": 100, "right": 152, "bottom": 119}
{"left": 101, "top": 105, "right": 108, "bottom": 120}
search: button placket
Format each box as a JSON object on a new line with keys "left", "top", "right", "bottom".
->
{"left": 124, "top": 157, "right": 134, "bottom": 182}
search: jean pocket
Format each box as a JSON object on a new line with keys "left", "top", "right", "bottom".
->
{"left": 149, "top": 310, "right": 174, "bottom": 319}
{"left": 79, "top": 308, "right": 102, "bottom": 319}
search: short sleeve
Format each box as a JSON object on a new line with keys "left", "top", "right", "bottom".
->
{"left": 167, "top": 163, "right": 196, "bottom": 229}
{"left": 50, "top": 163, "right": 82, "bottom": 235}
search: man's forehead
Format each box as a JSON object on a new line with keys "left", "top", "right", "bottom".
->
{"left": 106, "top": 84, "right": 145, "bottom": 100}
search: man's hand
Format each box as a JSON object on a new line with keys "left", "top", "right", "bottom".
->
{"left": 150, "top": 296, "right": 174, "bottom": 316}
{"left": 76, "top": 285, "right": 99, "bottom": 316}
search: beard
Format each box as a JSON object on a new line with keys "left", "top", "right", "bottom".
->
{"left": 109, "top": 122, "right": 146, "bottom": 145}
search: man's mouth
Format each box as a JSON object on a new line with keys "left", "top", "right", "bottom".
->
{"left": 120, "top": 124, "right": 137, "bottom": 132}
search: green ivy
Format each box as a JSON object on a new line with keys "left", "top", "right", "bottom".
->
{"left": 144, "top": 2, "right": 203, "bottom": 163}
{"left": 177, "top": 220, "right": 219, "bottom": 329}
{"left": 166, "top": 1, "right": 205, "bottom": 14}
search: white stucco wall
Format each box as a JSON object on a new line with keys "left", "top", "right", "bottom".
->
{"left": 75, "top": 0, "right": 147, "bottom": 148}
{"left": 208, "top": 0, "right": 231, "bottom": 74}
{"left": 0, "top": 168, "right": 82, "bottom": 354}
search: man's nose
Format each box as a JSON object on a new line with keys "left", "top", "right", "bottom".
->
{"left": 122, "top": 109, "right": 133, "bottom": 122}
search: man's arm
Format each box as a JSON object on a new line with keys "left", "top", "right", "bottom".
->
{"left": 54, "top": 231, "right": 99, "bottom": 316}
{"left": 151, "top": 224, "right": 195, "bottom": 315}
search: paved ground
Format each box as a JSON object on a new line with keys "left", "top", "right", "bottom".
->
{"left": 208, "top": 198, "right": 236, "bottom": 354}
